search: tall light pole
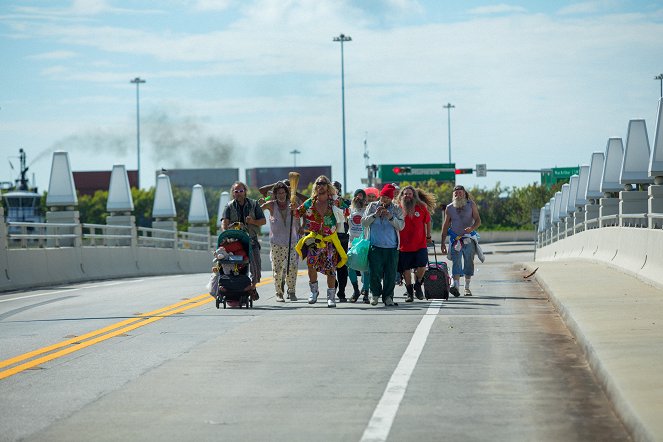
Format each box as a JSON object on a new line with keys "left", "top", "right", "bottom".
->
{"left": 333, "top": 33, "right": 351, "bottom": 192}
{"left": 656, "top": 73, "right": 663, "bottom": 98}
{"left": 130, "top": 77, "right": 146, "bottom": 188}
{"left": 443, "top": 102, "right": 455, "bottom": 163}
{"left": 289, "top": 149, "right": 301, "bottom": 167}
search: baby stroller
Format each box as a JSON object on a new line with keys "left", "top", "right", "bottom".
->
{"left": 212, "top": 227, "right": 254, "bottom": 309}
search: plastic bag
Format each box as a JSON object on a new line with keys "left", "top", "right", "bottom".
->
{"left": 346, "top": 236, "right": 370, "bottom": 272}
{"left": 206, "top": 273, "right": 218, "bottom": 296}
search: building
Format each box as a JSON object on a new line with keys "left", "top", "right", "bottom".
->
{"left": 245, "top": 166, "right": 332, "bottom": 189}
{"left": 158, "top": 168, "right": 239, "bottom": 191}
{"left": 73, "top": 170, "right": 139, "bottom": 196}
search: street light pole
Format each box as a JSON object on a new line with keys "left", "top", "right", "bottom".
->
{"left": 130, "top": 77, "right": 146, "bottom": 188}
{"left": 289, "top": 149, "right": 301, "bottom": 167}
{"left": 656, "top": 74, "right": 663, "bottom": 98}
{"left": 443, "top": 102, "right": 455, "bottom": 163}
{"left": 333, "top": 33, "right": 351, "bottom": 192}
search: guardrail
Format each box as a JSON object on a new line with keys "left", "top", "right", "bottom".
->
{"left": 7, "top": 221, "right": 214, "bottom": 251}
{"left": 538, "top": 209, "right": 662, "bottom": 248}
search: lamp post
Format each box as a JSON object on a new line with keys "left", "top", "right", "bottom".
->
{"left": 289, "top": 149, "right": 301, "bottom": 167}
{"left": 333, "top": 33, "right": 351, "bottom": 192}
{"left": 656, "top": 73, "right": 663, "bottom": 98}
{"left": 130, "top": 77, "right": 146, "bottom": 188}
{"left": 443, "top": 102, "right": 455, "bottom": 163}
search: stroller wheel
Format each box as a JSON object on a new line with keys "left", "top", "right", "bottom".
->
{"left": 249, "top": 298, "right": 253, "bottom": 308}
{"left": 215, "top": 296, "right": 221, "bottom": 309}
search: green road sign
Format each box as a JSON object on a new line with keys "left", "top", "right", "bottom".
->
{"left": 541, "top": 166, "right": 579, "bottom": 188}
{"left": 379, "top": 163, "right": 455, "bottom": 183}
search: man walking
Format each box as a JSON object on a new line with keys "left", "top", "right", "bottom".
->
{"left": 361, "top": 183, "right": 405, "bottom": 307}
{"left": 221, "top": 181, "right": 266, "bottom": 297}
{"left": 396, "top": 186, "right": 436, "bottom": 302}
{"left": 440, "top": 185, "right": 482, "bottom": 296}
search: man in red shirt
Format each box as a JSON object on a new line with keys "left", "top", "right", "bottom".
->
{"left": 397, "top": 186, "right": 437, "bottom": 302}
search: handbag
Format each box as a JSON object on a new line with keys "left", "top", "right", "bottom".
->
{"left": 346, "top": 236, "right": 370, "bottom": 272}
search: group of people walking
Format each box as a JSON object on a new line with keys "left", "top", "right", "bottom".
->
{"left": 219, "top": 176, "right": 481, "bottom": 306}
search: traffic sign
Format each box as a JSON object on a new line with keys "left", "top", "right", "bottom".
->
{"left": 475, "top": 164, "right": 487, "bottom": 177}
{"left": 378, "top": 163, "right": 455, "bottom": 183}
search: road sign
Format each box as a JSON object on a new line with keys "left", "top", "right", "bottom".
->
{"left": 378, "top": 163, "right": 455, "bottom": 183}
{"left": 475, "top": 164, "right": 487, "bottom": 177}
{"left": 541, "top": 166, "right": 579, "bottom": 188}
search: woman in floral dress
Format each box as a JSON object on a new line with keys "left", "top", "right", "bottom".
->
{"left": 295, "top": 176, "right": 349, "bottom": 307}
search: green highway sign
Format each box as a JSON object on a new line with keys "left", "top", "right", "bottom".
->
{"left": 379, "top": 163, "right": 456, "bottom": 183}
{"left": 541, "top": 166, "right": 580, "bottom": 188}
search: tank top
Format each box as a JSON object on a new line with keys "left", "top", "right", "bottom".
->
{"left": 446, "top": 200, "right": 475, "bottom": 234}
{"left": 348, "top": 206, "right": 366, "bottom": 240}
{"left": 268, "top": 201, "right": 298, "bottom": 246}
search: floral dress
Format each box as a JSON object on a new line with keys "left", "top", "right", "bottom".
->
{"left": 296, "top": 196, "right": 348, "bottom": 276}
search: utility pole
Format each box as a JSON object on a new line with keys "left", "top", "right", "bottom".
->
{"left": 656, "top": 73, "right": 663, "bottom": 98}
{"left": 289, "top": 149, "right": 301, "bottom": 167}
{"left": 333, "top": 33, "right": 352, "bottom": 191}
{"left": 443, "top": 102, "right": 455, "bottom": 163}
{"left": 130, "top": 77, "right": 146, "bottom": 188}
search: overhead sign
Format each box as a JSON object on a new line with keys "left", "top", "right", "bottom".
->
{"left": 379, "top": 163, "right": 455, "bottom": 183}
{"left": 552, "top": 167, "right": 579, "bottom": 179}
{"left": 475, "top": 164, "right": 487, "bottom": 177}
{"left": 541, "top": 166, "right": 579, "bottom": 188}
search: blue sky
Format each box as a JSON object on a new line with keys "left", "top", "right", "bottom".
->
{"left": 1, "top": 0, "right": 663, "bottom": 193}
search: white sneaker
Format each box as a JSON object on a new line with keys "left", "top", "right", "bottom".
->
{"left": 276, "top": 293, "right": 285, "bottom": 302}
{"left": 370, "top": 296, "right": 379, "bottom": 306}
{"left": 464, "top": 287, "right": 472, "bottom": 296}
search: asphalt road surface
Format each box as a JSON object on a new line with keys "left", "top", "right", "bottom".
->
{"left": 0, "top": 243, "right": 629, "bottom": 441}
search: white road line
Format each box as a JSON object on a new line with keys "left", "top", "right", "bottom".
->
{"left": 360, "top": 300, "right": 443, "bottom": 442}
{"left": 0, "top": 280, "right": 138, "bottom": 303}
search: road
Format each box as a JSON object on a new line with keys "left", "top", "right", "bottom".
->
{"left": 0, "top": 243, "right": 629, "bottom": 441}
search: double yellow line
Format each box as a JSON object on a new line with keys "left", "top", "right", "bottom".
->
{"left": 0, "top": 277, "right": 274, "bottom": 380}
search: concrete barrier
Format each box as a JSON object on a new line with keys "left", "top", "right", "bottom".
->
{"left": 537, "top": 227, "right": 663, "bottom": 288}
{"left": 0, "top": 245, "right": 210, "bottom": 292}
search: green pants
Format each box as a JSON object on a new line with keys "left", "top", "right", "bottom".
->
{"left": 368, "top": 245, "right": 399, "bottom": 302}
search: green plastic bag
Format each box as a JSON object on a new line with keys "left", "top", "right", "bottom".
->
{"left": 347, "top": 236, "right": 370, "bottom": 272}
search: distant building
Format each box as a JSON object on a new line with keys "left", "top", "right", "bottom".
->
{"left": 245, "top": 166, "right": 332, "bottom": 189}
{"left": 158, "top": 168, "right": 239, "bottom": 191}
{"left": 73, "top": 170, "right": 139, "bottom": 196}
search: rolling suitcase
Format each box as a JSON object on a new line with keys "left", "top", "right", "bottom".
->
{"left": 422, "top": 240, "right": 450, "bottom": 300}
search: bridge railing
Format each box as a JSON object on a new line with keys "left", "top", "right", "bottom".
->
{"left": 6, "top": 221, "right": 214, "bottom": 251}
{"left": 538, "top": 208, "right": 662, "bottom": 248}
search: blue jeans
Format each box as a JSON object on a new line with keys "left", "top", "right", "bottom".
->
{"left": 449, "top": 239, "right": 475, "bottom": 277}
{"left": 348, "top": 267, "right": 370, "bottom": 292}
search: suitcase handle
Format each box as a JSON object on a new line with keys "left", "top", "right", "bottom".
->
{"left": 428, "top": 239, "right": 439, "bottom": 265}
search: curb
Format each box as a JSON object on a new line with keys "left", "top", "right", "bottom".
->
{"left": 523, "top": 262, "right": 654, "bottom": 442}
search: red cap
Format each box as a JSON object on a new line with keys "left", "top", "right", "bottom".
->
{"left": 380, "top": 183, "right": 396, "bottom": 199}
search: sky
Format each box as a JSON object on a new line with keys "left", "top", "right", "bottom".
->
{"left": 1, "top": 0, "right": 663, "bottom": 195}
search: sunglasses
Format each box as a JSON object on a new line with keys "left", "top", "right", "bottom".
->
{"left": 233, "top": 189, "right": 245, "bottom": 193}
{"left": 315, "top": 181, "right": 328, "bottom": 186}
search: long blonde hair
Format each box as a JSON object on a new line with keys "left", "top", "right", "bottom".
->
{"left": 311, "top": 175, "right": 337, "bottom": 200}
{"left": 397, "top": 185, "right": 437, "bottom": 212}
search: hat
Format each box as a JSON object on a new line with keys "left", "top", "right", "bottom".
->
{"left": 354, "top": 189, "right": 366, "bottom": 198}
{"left": 332, "top": 181, "right": 342, "bottom": 192}
{"left": 453, "top": 185, "right": 465, "bottom": 191}
{"left": 380, "top": 183, "right": 396, "bottom": 199}
{"left": 365, "top": 187, "right": 379, "bottom": 197}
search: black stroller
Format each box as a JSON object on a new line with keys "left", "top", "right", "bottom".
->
{"left": 212, "top": 228, "right": 254, "bottom": 309}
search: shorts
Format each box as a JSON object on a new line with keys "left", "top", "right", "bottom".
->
{"left": 397, "top": 248, "right": 428, "bottom": 273}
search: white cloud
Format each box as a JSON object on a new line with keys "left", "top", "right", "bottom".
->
{"left": 28, "top": 50, "right": 77, "bottom": 60}
{"left": 467, "top": 4, "right": 527, "bottom": 15}
{"left": 194, "top": 0, "right": 233, "bottom": 12}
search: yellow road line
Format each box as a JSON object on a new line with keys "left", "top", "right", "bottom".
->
{"left": 0, "top": 276, "right": 275, "bottom": 380}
